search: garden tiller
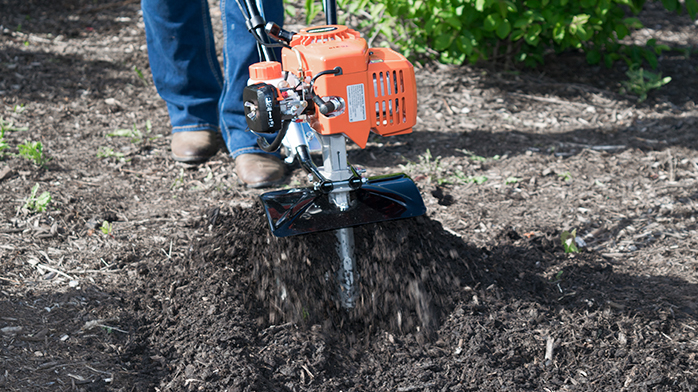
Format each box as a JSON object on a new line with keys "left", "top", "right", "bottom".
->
{"left": 239, "top": 0, "right": 425, "bottom": 308}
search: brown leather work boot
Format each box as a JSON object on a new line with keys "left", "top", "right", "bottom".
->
{"left": 171, "top": 130, "right": 220, "bottom": 163}
{"left": 234, "top": 153, "right": 286, "bottom": 188}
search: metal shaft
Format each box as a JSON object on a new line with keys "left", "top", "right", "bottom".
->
{"left": 324, "top": 0, "right": 338, "bottom": 25}
{"left": 319, "top": 134, "right": 357, "bottom": 308}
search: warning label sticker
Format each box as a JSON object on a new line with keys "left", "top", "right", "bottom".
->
{"left": 346, "top": 84, "right": 366, "bottom": 123}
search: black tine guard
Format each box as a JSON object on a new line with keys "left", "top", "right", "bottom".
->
{"left": 259, "top": 174, "right": 426, "bottom": 237}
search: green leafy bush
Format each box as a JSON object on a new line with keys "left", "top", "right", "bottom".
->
{"left": 336, "top": 0, "right": 697, "bottom": 67}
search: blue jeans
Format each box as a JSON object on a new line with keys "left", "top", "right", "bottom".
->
{"left": 141, "top": 0, "right": 283, "bottom": 158}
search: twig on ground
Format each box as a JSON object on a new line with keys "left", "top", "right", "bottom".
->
{"left": 119, "top": 218, "right": 177, "bottom": 227}
{"left": 66, "top": 269, "right": 119, "bottom": 274}
{"left": 85, "top": 365, "right": 112, "bottom": 375}
{"left": 32, "top": 262, "right": 77, "bottom": 281}
{"left": 301, "top": 364, "right": 315, "bottom": 379}
{"left": 545, "top": 336, "right": 555, "bottom": 364}
{"left": 73, "top": 180, "right": 100, "bottom": 187}
{"left": 442, "top": 227, "right": 462, "bottom": 238}
{"left": 0, "top": 276, "right": 20, "bottom": 285}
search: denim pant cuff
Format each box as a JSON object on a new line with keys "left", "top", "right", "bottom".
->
{"left": 172, "top": 124, "right": 220, "bottom": 133}
{"left": 230, "top": 146, "right": 283, "bottom": 159}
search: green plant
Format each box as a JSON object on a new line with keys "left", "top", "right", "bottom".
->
{"left": 0, "top": 129, "right": 8, "bottom": 156}
{"left": 23, "top": 184, "right": 52, "bottom": 213}
{"left": 108, "top": 123, "right": 142, "bottom": 142}
{"left": 18, "top": 140, "right": 51, "bottom": 167}
{"left": 337, "top": 0, "right": 697, "bottom": 68}
{"left": 0, "top": 117, "right": 28, "bottom": 133}
{"left": 100, "top": 221, "right": 113, "bottom": 236}
{"left": 462, "top": 150, "right": 487, "bottom": 162}
{"left": 462, "top": 174, "right": 488, "bottom": 184}
{"left": 401, "top": 149, "right": 490, "bottom": 185}
{"left": 561, "top": 229, "right": 580, "bottom": 253}
{"left": 445, "top": 171, "right": 489, "bottom": 184}
{"left": 558, "top": 171, "right": 572, "bottom": 181}
{"left": 284, "top": 1, "right": 297, "bottom": 18}
{"left": 304, "top": 0, "right": 323, "bottom": 24}
{"left": 96, "top": 146, "right": 125, "bottom": 159}
{"left": 620, "top": 64, "right": 672, "bottom": 102}
{"left": 13, "top": 103, "right": 26, "bottom": 114}
{"left": 171, "top": 168, "right": 185, "bottom": 189}
{"left": 108, "top": 121, "right": 158, "bottom": 144}
{"left": 400, "top": 149, "right": 443, "bottom": 182}
{"left": 134, "top": 65, "right": 148, "bottom": 86}
{"left": 505, "top": 176, "right": 522, "bottom": 184}
{"left": 438, "top": 170, "right": 481, "bottom": 184}
{"left": 552, "top": 270, "right": 564, "bottom": 282}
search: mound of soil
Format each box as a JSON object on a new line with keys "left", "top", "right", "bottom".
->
{"left": 2, "top": 0, "right": 698, "bottom": 391}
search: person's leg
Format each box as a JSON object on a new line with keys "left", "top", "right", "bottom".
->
{"left": 218, "top": 0, "right": 284, "bottom": 158}
{"left": 220, "top": 0, "right": 286, "bottom": 187}
{"left": 141, "top": 0, "right": 222, "bottom": 162}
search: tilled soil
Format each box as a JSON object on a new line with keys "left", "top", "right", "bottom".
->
{"left": 2, "top": 0, "right": 698, "bottom": 391}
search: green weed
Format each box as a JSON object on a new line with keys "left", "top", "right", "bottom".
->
{"left": 18, "top": 140, "right": 51, "bottom": 167}
{"left": 460, "top": 174, "right": 488, "bottom": 185}
{"left": 0, "top": 129, "right": 8, "bottom": 156}
{"left": 620, "top": 65, "right": 672, "bottom": 102}
{"left": 466, "top": 153, "right": 487, "bottom": 162}
{"left": 108, "top": 123, "right": 142, "bottom": 142}
{"left": 558, "top": 171, "right": 572, "bottom": 182}
{"left": 108, "top": 121, "right": 158, "bottom": 144}
{"left": 400, "top": 149, "right": 443, "bottom": 183}
{"left": 284, "top": 3, "right": 297, "bottom": 18}
{"left": 458, "top": 149, "right": 500, "bottom": 162}
{"left": 171, "top": 168, "right": 185, "bottom": 189}
{"left": 401, "top": 149, "right": 489, "bottom": 185}
{"left": 96, "top": 146, "right": 125, "bottom": 159}
{"left": 23, "top": 184, "right": 51, "bottom": 213}
{"left": 0, "top": 117, "right": 28, "bottom": 133}
{"left": 134, "top": 65, "right": 148, "bottom": 86}
{"left": 100, "top": 221, "right": 113, "bottom": 236}
{"left": 303, "top": 0, "right": 323, "bottom": 24}
{"left": 561, "top": 229, "right": 580, "bottom": 254}
{"left": 505, "top": 176, "right": 522, "bottom": 185}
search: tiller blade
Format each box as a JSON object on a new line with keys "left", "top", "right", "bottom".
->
{"left": 260, "top": 174, "right": 425, "bottom": 237}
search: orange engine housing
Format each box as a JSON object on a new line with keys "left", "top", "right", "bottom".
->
{"left": 282, "top": 25, "right": 417, "bottom": 148}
